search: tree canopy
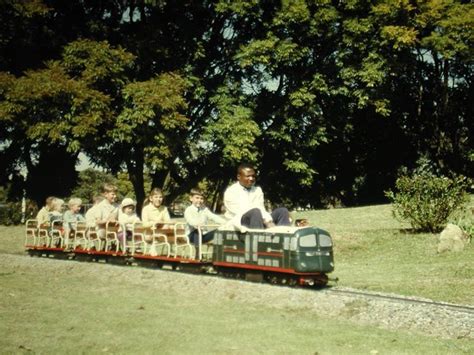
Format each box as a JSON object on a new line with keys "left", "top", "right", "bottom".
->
{"left": 0, "top": 0, "right": 472, "bottom": 208}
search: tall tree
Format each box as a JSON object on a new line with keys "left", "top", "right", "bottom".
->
{"left": 0, "top": 58, "right": 111, "bottom": 205}
{"left": 0, "top": 0, "right": 472, "bottom": 208}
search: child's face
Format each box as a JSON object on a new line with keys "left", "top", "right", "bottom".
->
{"left": 71, "top": 204, "right": 81, "bottom": 214}
{"left": 53, "top": 203, "right": 64, "bottom": 212}
{"left": 104, "top": 191, "right": 117, "bottom": 203}
{"left": 150, "top": 193, "right": 163, "bottom": 207}
{"left": 190, "top": 194, "right": 204, "bottom": 208}
{"left": 123, "top": 206, "right": 134, "bottom": 215}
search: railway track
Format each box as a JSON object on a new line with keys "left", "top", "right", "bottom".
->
{"left": 324, "top": 286, "right": 474, "bottom": 314}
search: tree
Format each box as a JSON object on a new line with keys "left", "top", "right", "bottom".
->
{"left": 0, "top": 0, "right": 472, "bottom": 209}
{"left": 0, "top": 59, "right": 111, "bottom": 205}
{"left": 351, "top": 0, "right": 474, "bottom": 202}
{"left": 0, "top": 37, "right": 193, "bottom": 209}
{"left": 216, "top": 0, "right": 473, "bottom": 206}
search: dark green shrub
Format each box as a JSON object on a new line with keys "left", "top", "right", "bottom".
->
{"left": 385, "top": 173, "right": 470, "bottom": 233}
{"left": 0, "top": 200, "right": 38, "bottom": 226}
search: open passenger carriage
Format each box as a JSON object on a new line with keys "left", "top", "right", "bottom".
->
{"left": 24, "top": 219, "right": 335, "bottom": 287}
{"left": 24, "top": 219, "right": 213, "bottom": 261}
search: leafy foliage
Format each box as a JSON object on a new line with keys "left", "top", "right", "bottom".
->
{"left": 202, "top": 88, "right": 261, "bottom": 165}
{"left": 386, "top": 173, "right": 470, "bottom": 232}
{"left": 0, "top": 200, "right": 37, "bottom": 226}
{"left": 0, "top": 0, "right": 472, "bottom": 208}
{"left": 70, "top": 169, "right": 117, "bottom": 204}
{"left": 70, "top": 168, "right": 146, "bottom": 205}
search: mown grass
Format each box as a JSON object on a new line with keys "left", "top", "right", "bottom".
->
{"left": 0, "top": 202, "right": 473, "bottom": 354}
{"left": 298, "top": 203, "right": 474, "bottom": 304}
{"left": 1, "top": 254, "right": 472, "bottom": 354}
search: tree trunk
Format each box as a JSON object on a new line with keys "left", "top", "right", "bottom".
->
{"left": 126, "top": 147, "right": 146, "bottom": 215}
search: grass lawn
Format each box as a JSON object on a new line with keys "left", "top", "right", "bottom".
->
{"left": 1, "top": 254, "right": 472, "bottom": 354}
{"left": 298, "top": 203, "right": 474, "bottom": 304}
{"left": 0, "top": 202, "right": 473, "bottom": 354}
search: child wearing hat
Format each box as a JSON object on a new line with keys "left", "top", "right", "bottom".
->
{"left": 118, "top": 198, "right": 141, "bottom": 243}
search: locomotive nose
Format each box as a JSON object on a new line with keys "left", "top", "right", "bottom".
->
{"left": 294, "top": 228, "right": 334, "bottom": 273}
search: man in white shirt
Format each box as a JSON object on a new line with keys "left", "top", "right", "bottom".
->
{"left": 224, "top": 163, "right": 291, "bottom": 230}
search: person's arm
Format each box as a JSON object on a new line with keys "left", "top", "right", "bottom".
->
{"left": 223, "top": 185, "right": 245, "bottom": 218}
{"left": 106, "top": 206, "right": 118, "bottom": 222}
{"left": 162, "top": 207, "right": 171, "bottom": 222}
{"left": 153, "top": 207, "right": 172, "bottom": 229}
{"left": 36, "top": 208, "right": 49, "bottom": 225}
{"left": 141, "top": 205, "right": 149, "bottom": 222}
{"left": 252, "top": 186, "right": 273, "bottom": 222}
{"left": 85, "top": 207, "right": 98, "bottom": 228}
{"left": 184, "top": 206, "right": 202, "bottom": 228}
{"left": 118, "top": 212, "right": 127, "bottom": 224}
{"left": 93, "top": 202, "right": 108, "bottom": 225}
{"left": 121, "top": 214, "right": 140, "bottom": 231}
{"left": 62, "top": 211, "right": 74, "bottom": 224}
{"left": 223, "top": 184, "right": 251, "bottom": 232}
{"left": 60, "top": 211, "right": 71, "bottom": 233}
{"left": 141, "top": 205, "right": 153, "bottom": 228}
{"left": 91, "top": 203, "right": 111, "bottom": 227}
{"left": 205, "top": 209, "right": 226, "bottom": 225}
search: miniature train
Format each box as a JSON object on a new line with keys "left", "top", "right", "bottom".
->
{"left": 24, "top": 220, "right": 335, "bottom": 287}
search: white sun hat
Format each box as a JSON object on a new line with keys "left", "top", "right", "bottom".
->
{"left": 121, "top": 198, "right": 136, "bottom": 209}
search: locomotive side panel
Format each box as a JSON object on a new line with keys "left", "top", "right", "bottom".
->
{"left": 213, "top": 230, "right": 246, "bottom": 265}
{"left": 255, "top": 232, "right": 286, "bottom": 269}
{"left": 214, "top": 229, "right": 290, "bottom": 271}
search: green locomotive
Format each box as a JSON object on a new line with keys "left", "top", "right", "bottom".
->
{"left": 212, "top": 225, "right": 334, "bottom": 286}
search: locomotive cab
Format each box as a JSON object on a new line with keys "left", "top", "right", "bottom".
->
{"left": 292, "top": 227, "right": 334, "bottom": 273}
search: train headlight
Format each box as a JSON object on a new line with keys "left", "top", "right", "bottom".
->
{"left": 305, "top": 251, "right": 330, "bottom": 256}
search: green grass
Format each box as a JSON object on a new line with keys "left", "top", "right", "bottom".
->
{"left": 0, "top": 203, "right": 473, "bottom": 354}
{"left": 1, "top": 254, "right": 472, "bottom": 354}
{"left": 298, "top": 203, "right": 474, "bottom": 304}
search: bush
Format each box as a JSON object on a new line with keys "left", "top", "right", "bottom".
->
{"left": 0, "top": 200, "right": 38, "bottom": 226}
{"left": 385, "top": 173, "right": 470, "bottom": 233}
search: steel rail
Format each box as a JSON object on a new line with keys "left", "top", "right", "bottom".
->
{"left": 324, "top": 287, "right": 474, "bottom": 314}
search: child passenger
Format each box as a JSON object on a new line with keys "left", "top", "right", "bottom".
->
{"left": 49, "top": 198, "right": 65, "bottom": 224}
{"left": 141, "top": 188, "right": 171, "bottom": 228}
{"left": 85, "top": 184, "right": 119, "bottom": 238}
{"left": 118, "top": 198, "right": 140, "bottom": 242}
{"left": 63, "top": 198, "right": 86, "bottom": 236}
{"left": 85, "top": 195, "right": 105, "bottom": 228}
{"left": 86, "top": 184, "right": 119, "bottom": 227}
{"left": 48, "top": 198, "right": 65, "bottom": 238}
{"left": 184, "top": 189, "right": 225, "bottom": 247}
{"left": 36, "top": 196, "right": 56, "bottom": 225}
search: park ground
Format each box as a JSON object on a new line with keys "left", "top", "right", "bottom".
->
{"left": 0, "top": 203, "right": 473, "bottom": 354}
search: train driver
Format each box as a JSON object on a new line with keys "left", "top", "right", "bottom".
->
{"left": 223, "top": 163, "right": 291, "bottom": 231}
